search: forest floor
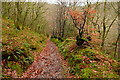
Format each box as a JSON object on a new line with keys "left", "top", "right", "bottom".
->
{"left": 20, "top": 38, "right": 68, "bottom": 78}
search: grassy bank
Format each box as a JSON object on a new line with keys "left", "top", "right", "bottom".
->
{"left": 51, "top": 38, "right": 120, "bottom": 78}
{"left": 2, "top": 18, "right": 47, "bottom": 77}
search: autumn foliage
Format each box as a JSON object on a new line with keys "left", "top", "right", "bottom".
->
{"left": 66, "top": 8, "right": 101, "bottom": 46}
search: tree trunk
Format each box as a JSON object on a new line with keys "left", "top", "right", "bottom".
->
{"left": 114, "top": 34, "right": 120, "bottom": 57}
{"left": 118, "top": 1, "right": 120, "bottom": 60}
{"left": 101, "top": 1, "right": 106, "bottom": 49}
{"left": 15, "top": 2, "right": 21, "bottom": 30}
{"left": 61, "top": 20, "right": 66, "bottom": 38}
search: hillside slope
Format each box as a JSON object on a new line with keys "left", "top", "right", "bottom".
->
{"left": 2, "top": 18, "right": 47, "bottom": 77}
{"left": 51, "top": 38, "right": 120, "bottom": 78}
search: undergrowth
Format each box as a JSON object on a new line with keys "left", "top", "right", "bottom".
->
{"left": 2, "top": 18, "right": 47, "bottom": 77}
{"left": 51, "top": 37, "right": 120, "bottom": 78}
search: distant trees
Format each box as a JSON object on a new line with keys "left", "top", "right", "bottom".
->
{"left": 2, "top": 2, "right": 47, "bottom": 34}
{"left": 101, "top": 2, "right": 118, "bottom": 49}
{"left": 84, "top": 1, "right": 119, "bottom": 58}
{"left": 52, "top": 0, "right": 67, "bottom": 38}
{"left": 57, "top": 1, "right": 66, "bottom": 38}
{"left": 52, "top": 0, "right": 82, "bottom": 38}
{"left": 90, "top": 2, "right": 118, "bottom": 50}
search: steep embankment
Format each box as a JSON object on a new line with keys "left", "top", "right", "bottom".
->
{"left": 2, "top": 18, "right": 46, "bottom": 77}
{"left": 51, "top": 38, "right": 120, "bottom": 78}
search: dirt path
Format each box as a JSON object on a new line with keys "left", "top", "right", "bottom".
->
{"left": 21, "top": 39, "right": 67, "bottom": 78}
